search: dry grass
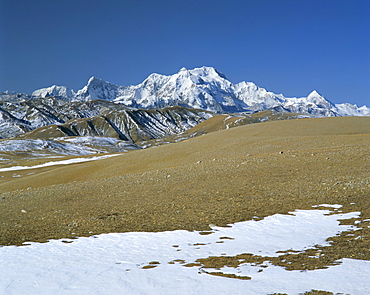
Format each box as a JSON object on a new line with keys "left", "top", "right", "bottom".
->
{"left": 0, "top": 116, "right": 369, "bottom": 263}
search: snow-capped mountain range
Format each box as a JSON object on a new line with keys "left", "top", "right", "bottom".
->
{"left": 29, "top": 66, "right": 369, "bottom": 117}
{"left": 1, "top": 66, "right": 369, "bottom": 164}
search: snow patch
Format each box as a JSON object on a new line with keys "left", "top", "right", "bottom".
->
{"left": 312, "top": 204, "right": 343, "bottom": 209}
{"left": 0, "top": 154, "right": 120, "bottom": 172}
{"left": 0, "top": 208, "right": 367, "bottom": 294}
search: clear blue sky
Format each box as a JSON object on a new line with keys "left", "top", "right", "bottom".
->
{"left": 1, "top": 0, "right": 369, "bottom": 106}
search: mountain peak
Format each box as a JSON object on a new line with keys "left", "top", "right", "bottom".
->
{"left": 307, "top": 90, "right": 321, "bottom": 98}
{"left": 31, "top": 85, "right": 75, "bottom": 100}
{"left": 185, "top": 66, "right": 228, "bottom": 81}
{"left": 306, "top": 90, "right": 328, "bottom": 103}
{"left": 28, "top": 66, "right": 370, "bottom": 116}
{"left": 87, "top": 76, "right": 104, "bottom": 85}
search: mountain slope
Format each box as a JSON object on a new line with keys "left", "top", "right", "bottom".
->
{"left": 0, "top": 103, "right": 213, "bottom": 167}
{"left": 0, "top": 97, "right": 214, "bottom": 138}
{"left": 19, "top": 106, "right": 213, "bottom": 143}
{"left": 0, "top": 98, "right": 105, "bottom": 138}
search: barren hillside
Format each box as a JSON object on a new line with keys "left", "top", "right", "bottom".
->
{"left": 1, "top": 116, "right": 369, "bottom": 262}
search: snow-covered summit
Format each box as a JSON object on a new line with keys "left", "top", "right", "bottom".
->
{"left": 335, "top": 102, "right": 370, "bottom": 116}
{"left": 74, "top": 76, "right": 131, "bottom": 101}
{"left": 30, "top": 66, "right": 370, "bottom": 116}
{"left": 306, "top": 90, "right": 331, "bottom": 106}
{"left": 185, "top": 66, "right": 228, "bottom": 81}
{"left": 32, "top": 85, "right": 75, "bottom": 100}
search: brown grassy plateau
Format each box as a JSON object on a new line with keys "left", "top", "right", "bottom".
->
{"left": 1, "top": 116, "right": 369, "bottom": 272}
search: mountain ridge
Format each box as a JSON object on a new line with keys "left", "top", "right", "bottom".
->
{"left": 18, "top": 66, "right": 369, "bottom": 117}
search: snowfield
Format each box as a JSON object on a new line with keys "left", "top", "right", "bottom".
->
{"left": 0, "top": 154, "right": 120, "bottom": 172}
{"left": 1, "top": 206, "right": 369, "bottom": 295}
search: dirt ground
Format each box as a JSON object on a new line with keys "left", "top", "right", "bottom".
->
{"left": 1, "top": 116, "right": 369, "bottom": 271}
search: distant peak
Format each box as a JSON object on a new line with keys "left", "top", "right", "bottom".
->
{"left": 87, "top": 76, "right": 101, "bottom": 84}
{"left": 179, "top": 67, "right": 188, "bottom": 72}
{"left": 202, "top": 66, "right": 227, "bottom": 79}
{"left": 184, "top": 66, "right": 227, "bottom": 80}
{"left": 86, "top": 76, "right": 118, "bottom": 88}
{"left": 308, "top": 90, "right": 321, "bottom": 97}
{"left": 194, "top": 66, "right": 216, "bottom": 73}
{"left": 214, "top": 69, "right": 227, "bottom": 79}
{"left": 200, "top": 66, "right": 214, "bottom": 70}
{"left": 305, "top": 90, "right": 334, "bottom": 106}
